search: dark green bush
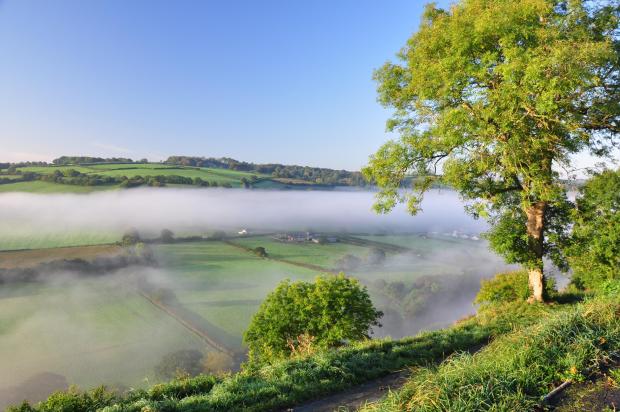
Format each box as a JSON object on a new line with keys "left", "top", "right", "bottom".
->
{"left": 474, "top": 271, "right": 555, "bottom": 306}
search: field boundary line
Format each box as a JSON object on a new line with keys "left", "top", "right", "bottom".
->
{"left": 138, "top": 291, "right": 235, "bottom": 356}
{"left": 223, "top": 240, "right": 334, "bottom": 273}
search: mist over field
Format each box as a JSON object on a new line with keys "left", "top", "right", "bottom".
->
{"left": 0, "top": 188, "right": 485, "bottom": 244}
{"left": 0, "top": 188, "right": 516, "bottom": 408}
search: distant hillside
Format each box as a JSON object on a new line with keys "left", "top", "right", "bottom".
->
{"left": 164, "top": 156, "right": 366, "bottom": 186}
{"left": 0, "top": 156, "right": 367, "bottom": 193}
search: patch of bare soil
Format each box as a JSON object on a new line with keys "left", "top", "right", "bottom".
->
{"left": 551, "top": 369, "right": 620, "bottom": 412}
{"left": 552, "top": 380, "right": 620, "bottom": 411}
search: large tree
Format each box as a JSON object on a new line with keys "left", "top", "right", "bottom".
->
{"left": 364, "top": 0, "right": 619, "bottom": 302}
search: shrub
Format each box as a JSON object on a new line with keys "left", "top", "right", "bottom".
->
{"left": 475, "top": 270, "right": 555, "bottom": 306}
{"left": 253, "top": 246, "right": 268, "bottom": 258}
{"left": 243, "top": 274, "right": 382, "bottom": 362}
{"left": 154, "top": 350, "right": 205, "bottom": 380}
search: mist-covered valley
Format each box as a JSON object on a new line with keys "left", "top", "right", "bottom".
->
{"left": 0, "top": 188, "right": 527, "bottom": 408}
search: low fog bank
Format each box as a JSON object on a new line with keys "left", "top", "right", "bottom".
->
{"left": 0, "top": 188, "right": 486, "bottom": 238}
{"left": 357, "top": 242, "right": 518, "bottom": 339}
{"left": 0, "top": 267, "right": 214, "bottom": 409}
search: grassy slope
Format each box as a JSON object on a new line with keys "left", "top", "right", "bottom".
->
{"left": 361, "top": 296, "right": 620, "bottom": 412}
{"left": 21, "top": 295, "right": 620, "bottom": 412}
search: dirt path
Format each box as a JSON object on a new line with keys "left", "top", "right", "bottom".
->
{"left": 288, "top": 370, "right": 410, "bottom": 412}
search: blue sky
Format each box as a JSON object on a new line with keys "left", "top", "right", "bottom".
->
{"left": 1, "top": 0, "right": 615, "bottom": 173}
{"left": 0, "top": 0, "right": 454, "bottom": 169}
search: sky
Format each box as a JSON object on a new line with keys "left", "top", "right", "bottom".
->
{"left": 0, "top": 0, "right": 616, "bottom": 172}
{"left": 0, "top": 0, "right": 456, "bottom": 169}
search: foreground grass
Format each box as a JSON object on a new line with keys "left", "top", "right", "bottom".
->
{"left": 361, "top": 296, "right": 620, "bottom": 412}
{"left": 9, "top": 301, "right": 557, "bottom": 412}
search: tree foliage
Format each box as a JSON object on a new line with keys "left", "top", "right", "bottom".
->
{"left": 243, "top": 274, "right": 382, "bottom": 362}
{"left": 566, "top": 169, "right": 620, "bottom": 289}
{"left": 363, "top": 0, "right": 620, "bottom": 301}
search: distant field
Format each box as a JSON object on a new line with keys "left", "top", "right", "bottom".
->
{"left": 231, "top": 235, "right": 371, "bottom": 269}
{"left": 0, "top": 229, "right": 120, "bottom": 251}
{"left": 0, "top": 244, "right": 122, "bottom": 268}
{"left": 0, "top": 181, "right": 115, "bottom": 193}
{"left": 3, "top": 163, "right": 284, "bottom": 189}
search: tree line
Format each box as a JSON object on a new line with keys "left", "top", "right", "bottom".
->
{"left": 0, "top": 169, "right": 233, "bottom": 188}
{"left": 165, "top": 156, "right": 367, "bottom": 186}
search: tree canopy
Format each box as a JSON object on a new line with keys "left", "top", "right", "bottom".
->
{"left": 364, "top": 0, "right": 620, "bottom": 301}
{"left": 566, "top": 169, "right": 620, "bottom": 289}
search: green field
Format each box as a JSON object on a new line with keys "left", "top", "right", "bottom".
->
{"left": 0, "top": 228, "right": 120, "bottom": 251}
{"left": 0, "top": 233, "right": 511, "bottom": 406}
{"left": 0, "top": 276, "right": 207, "bottom": 391}
{"left": 153, "top": 241, "right": 319, "bottom": 349}
{"left": 231, "top": 236, "right": 371, "bottom": 268}
{"left": 0, "top": 181, "right": 116, "bottom": 193}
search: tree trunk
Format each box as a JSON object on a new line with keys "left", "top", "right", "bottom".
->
{"left": 526, "top": 201, "right": 547, "bottom": 303}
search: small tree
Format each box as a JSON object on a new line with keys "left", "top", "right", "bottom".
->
{"left": 243, "top": 274, "right": 382, "bottom": 362}
{"left": 253, "top": 246, "right": 268, "bottom": 258}
{"left": 121, "top": 229, "right": 140, "bottom": 246}
{"left": 154, "top": 350, "right": 204, "bottom": 380}
{"left": 364, "top": 0, "right": 620, "bottom": 302}
{"left": 160, "top": 229, "right": 175, "bottom": 243}
{"left": 566, "top": 169, "right": 620, "bottom": 289}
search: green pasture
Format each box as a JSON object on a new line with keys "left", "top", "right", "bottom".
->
{"left": 0, "top": 229, "right": 120, "bottom": 251}
{"left": 0, "top": 276, "right": 206, "bottom": 391}
{"left": 0, "top": 181, "right": 115, "bottom": 193}
{"left": 154, "top": 241, "right": 319, "bottom": 349}
{"left": 355, "top": 233, "right": 481, "bottom": 254}
{"left": 231, "top": 235, "right": 371, "bottom": 268}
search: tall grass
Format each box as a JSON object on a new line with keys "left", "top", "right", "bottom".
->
{"left": 361, "top": 297, "right": 620, "bottom": 411}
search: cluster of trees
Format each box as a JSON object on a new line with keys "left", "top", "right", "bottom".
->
{"left": 165, "top": 156, "right": 367, "bottom": 186}
{"left": 334, "top": 248, "right": 386, "bottom": 271}
{"left": 374, "top": 273, "right": 481, "bottom": 317}
{"left": 52, "top": 156, "right": 141, "bottom": 165}
{"left": 565, "top": 170, "right": 620, "bottom": 290}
